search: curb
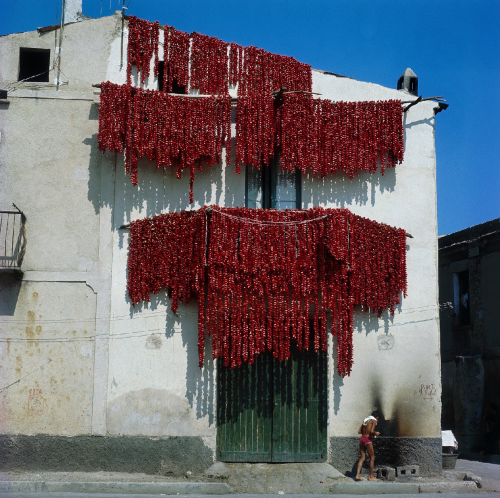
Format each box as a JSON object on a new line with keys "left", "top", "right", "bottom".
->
{"left": 330, "top": 480, "right": 479, "bottom": 495}
{"left": 0, "top": 480, "right": 232, "bottom": 494}
{"left": 0, "top": 478, "right": 481, "bottom": 495}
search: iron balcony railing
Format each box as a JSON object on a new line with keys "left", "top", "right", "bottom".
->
{"left": 0, "top": 205, "right": 27, "bottom": 270}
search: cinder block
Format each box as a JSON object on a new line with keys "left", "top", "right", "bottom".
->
{"left": 375, "top": 467, "right": 396, "bottom": 481}
{"left": 396, "top": 465, "right": 420, "bottom": 477}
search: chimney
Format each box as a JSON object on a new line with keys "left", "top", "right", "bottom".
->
{"left": 397, "top": 68, "right": 418, "bottom": 96}
{"left": 62, "top": 0, "right": 83, "bottom": 24}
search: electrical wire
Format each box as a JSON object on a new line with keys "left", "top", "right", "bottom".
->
{"left": 0, "top": 302, "right": 440, "bottom": 325}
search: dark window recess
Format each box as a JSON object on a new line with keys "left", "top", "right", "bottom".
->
{"left": 246, "top": 156, "right": 301, "bottom": 210}
{"left": 157, "top": 61, "right": 186, "bottom": 94}
{"left": 453, "top": 270, "right": 470, "bottom": 326}
{"left": 18, "top": 48, "right": 50, "bottom": 83}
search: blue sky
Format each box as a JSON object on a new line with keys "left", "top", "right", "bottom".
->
{"left": 2, "top": 0, "right": 499, "bottom": 235}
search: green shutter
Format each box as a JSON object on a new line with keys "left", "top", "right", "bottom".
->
{"left": 217, "top": 347, "right": 327, "bottom": 462}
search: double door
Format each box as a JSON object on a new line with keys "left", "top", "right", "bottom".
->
{"left": 217, "top": 345, "right": 327, "bottom": 462}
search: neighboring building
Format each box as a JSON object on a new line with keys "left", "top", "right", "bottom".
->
{"left": 1, "top": 6, "right": 445, "bottom": 475}
{"left": 439, "top": 219, "right": 500, "bottom": 455}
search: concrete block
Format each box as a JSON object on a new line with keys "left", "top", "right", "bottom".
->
{"left": 396, "top": 465, "right": 420, "bottom": 477}
{"left": 375, "top": 467, "right": 396, "bottom": 481}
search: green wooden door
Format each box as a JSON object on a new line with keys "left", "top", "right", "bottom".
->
{"left": 217, "top": 347, "right": 327, "bottom": 462}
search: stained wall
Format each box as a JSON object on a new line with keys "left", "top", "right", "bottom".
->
{"left": 1, "top": 13, "right": 441, "bottom": 473}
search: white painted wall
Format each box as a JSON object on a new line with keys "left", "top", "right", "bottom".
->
{"left": 0, "top": 14, "right": 441, "bottom": 448}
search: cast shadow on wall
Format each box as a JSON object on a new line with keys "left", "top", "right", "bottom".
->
{"left": 125, "top": 289, "right": 216, "bottom": 426}
{"left": 304, "top": 165, "right": 396, "bottom": 208}
{"left": 86, "top": 134, "right": 239, "bottom": 227}
{"left": 0, "top": 276, "right": 22, "bottom": 316}
{"left": 84, "top": 126, "right": 404, "bottom": 426}
{"left": 165, "top": 300, "right": 215, "bottom": 426}
{"left": 86, "top": 126, "right": 399, "bottom": 231}
{"left": 331, "top": 295, "right": 405, "bottom": 416}
{"left": 118, "top": 262, "right": 216, "bottom": 422}
{"left": 84, "top": 124, "right": 219, "bottom": 426}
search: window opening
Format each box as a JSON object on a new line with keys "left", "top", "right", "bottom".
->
{"left": 157, "top": 61, "right": 186, "bottom": 94}
{"left": 453, "top": 270, "right": 470, "bottom": 326}
{"left": 18, "top": 48, "right": 50, "bottom": 83}
{"left": 245, "top": 156, "right": 301, "bottom": 209}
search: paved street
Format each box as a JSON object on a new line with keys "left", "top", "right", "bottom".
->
{"left": 0, "top": 458, "right": 498, "bottom": 497}
{"left": 456, "top": 459, "right": 500, "bottom": 494}
{"left": 0, "top": 494, "right": 499, "bottom": 498}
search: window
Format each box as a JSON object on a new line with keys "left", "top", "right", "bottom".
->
{"left": 245, "top": 157, "right": 301, "bottom": 209}
{"left": 157, "top": 61, "right": 186, "bottom": 94}
{"left": 453, "top": 270, "right": 470, "bottom": 326}
{"left": 18, "top": 48, "right": 50, "bottom": 83}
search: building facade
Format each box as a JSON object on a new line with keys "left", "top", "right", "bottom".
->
{"left": 1, "top": 10, "right": 444, "bottom": 475}
{"left": 439, "top": 219, "right": 500, "bottom": 456}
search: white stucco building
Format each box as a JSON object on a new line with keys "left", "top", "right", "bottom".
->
{"left": 0, "top": 9, "right": 445, "bottom": 475}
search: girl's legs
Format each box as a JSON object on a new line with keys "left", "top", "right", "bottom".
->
{"left": 355, "top": 443, "right": 366, "bottom": 480}
{"left": 366, "top": 443, "right": 379, "bottom": 481}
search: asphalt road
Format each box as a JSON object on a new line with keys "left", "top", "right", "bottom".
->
{"left": 456, "top": 459, "right": 500, "bottom": 494}
{"left": 1, "top": 494, "right": 499, "bottom": 498}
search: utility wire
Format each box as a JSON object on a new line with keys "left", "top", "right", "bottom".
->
{"left": 0, "top": 303, "right": 440, "bottom": 325}
{"left": 0, "top": 315, "right": 438, "bottom": 344}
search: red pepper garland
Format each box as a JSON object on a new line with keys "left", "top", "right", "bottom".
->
{"left": 97, "top": 81, "right": 132, "bottom": 155}
{"left": 275, "top": 94, "right": 405, "bottom": 178}
{"left": 235, "top": 95, "right": 276, "bottom": 170}
{"left": 238, "top": 46, "right": 312, "bottom": 96}
{"left": 163, "top": 25, "right": 190, "bottom": 93}
{"left": 127, "top": 206, "right": 407, "bottom": 377}
{"left": 122, "top": 16, "right": 404, "bottom": 194}
{"left": 229, "top": 42, "right": 242, "bottom": 87}
{"left": 190, "top": 32, "right": 229, "bottom": 95}
{"left": 98, "top": 83, "right": 232, "bottom": 202}
{"left": 127, "top": 16, "right": 160, "bottom": 85}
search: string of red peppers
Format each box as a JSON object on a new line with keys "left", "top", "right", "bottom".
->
{"left": 127, "top": 16, "right": 160, "bottom": 85}
{"left": 190, "top": 32, "right": 229, "bottom": 95}
{"left": 275, "top": 94, "right": 404, "bottom": 178}
{"left": 163, "top": 25, "right": 190, "bottom": 93}
{"left": 99, "top": 83, "right": 403, "bottom": 195}
{"left": 121, "top": 17, "right": 404, "bottom": 196}
{"left": 127, "top": 207, "right": 407, "bottom": 377}
{"left": 98, "top": 82, "right": 231, "bottom": 202}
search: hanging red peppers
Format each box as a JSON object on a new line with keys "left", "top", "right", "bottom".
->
{"left": 98, "top": 83, "right": 231, "bottom": 202}
{"left": 116, "top": 16, "right": 409, "bottom": 378}
{"left": 127, "top": 16, "right": 160, "bottom": 85}
{"left": 238, "top": 46, "right": 312, "bottom": 96}
{"left": 275, "top": 94, "right": 404, "bottom": 178}
{"left": 121, "top": 16, "right": 404, "bottom": 196}
{"left": 100, "top": 83, "right": 404, "bottom": 195}
{"left": 235, "top": 95, "right": 276, "bottom": 170}
{"left": 190, "top": 32, "right": 229, "bottom": 95}
{"left": 127, "top": 207, "right": 407, "bottom": 377}
{"left": 163, "top": 25, "right": 190, "bottom": 93}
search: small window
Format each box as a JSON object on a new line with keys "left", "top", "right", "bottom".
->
{"left": 245, "top": 156, "right": 301, "bottom": 209}
{"left": 157, "top": 61, "right": 186, "bottom": 94}
{"left": 453, "top": 270, "right": 470, "bottom": 326}
{"left": 18, "top": 48, "right": 50, "bottom": 83}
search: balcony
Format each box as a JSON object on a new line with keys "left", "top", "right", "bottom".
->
{"left": 0, "top": 206, "right": 27, "bottom": 274}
